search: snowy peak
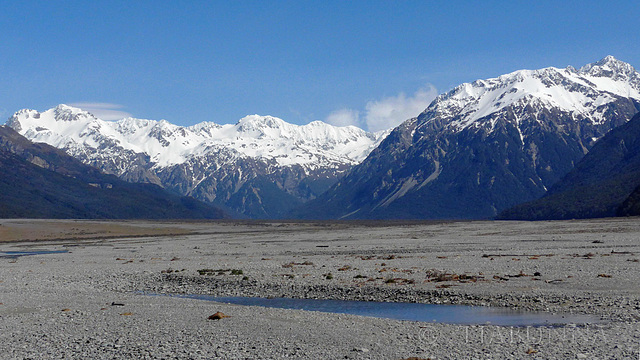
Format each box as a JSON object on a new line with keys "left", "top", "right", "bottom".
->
{"left": 237, "top": 114, "right": 287, "bottom": 131}
{"left": 421, "top": 57, "right": 640, "bottom": 131}
{"left": 7, "top": 105, "right": 93, "bottom": 131}
{"left": 579, "top": 55, "right": 637, "bottom": 79}
{"left": 7, "top": 105, "right": 385, "bottom": 168}
{"left": 234, "top": 115, "right": 299, "bottom": 140}
{"left": 7, "top": 104, "right": 118, "bottom": 151}
{"left": 231, "top": 115, "right": 374, "bottom": 143}
{"left": 52, "top": 104, "right": 98, "bottom": 122}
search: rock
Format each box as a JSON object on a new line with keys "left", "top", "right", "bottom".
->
{"left": 208, "top": 312, "right": 231, "bottom": 320}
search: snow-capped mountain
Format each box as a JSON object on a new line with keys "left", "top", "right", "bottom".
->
{"left": 7, "top": 105, "right": 387, "bottom": 218}
{"left": 0, "top": 126, "right": 226, "bottom": 219}
{"left": 299, "top": 56, "right": 640, "bottom": 219}
{"left": 423, "top": 55, "right": 639, "bottom": 132}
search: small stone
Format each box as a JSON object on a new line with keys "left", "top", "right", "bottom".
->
{"left": 576, "top": 354, "right": 587, "bottom": 359}
{"left": 208, "top": 312, "right": 231, "bottom": 320}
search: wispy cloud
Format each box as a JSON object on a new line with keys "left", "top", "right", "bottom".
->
{"left": 325, "top": 108, "right": 361, "bottom": 127}
{"left": 364, "top": 85, "right": 438, "bottom": 132}
{"left": 324, "top": 85, "right": 438, "bottom": 132}
{"left": 69, "top": 102, "right": 132, "bottom": 120}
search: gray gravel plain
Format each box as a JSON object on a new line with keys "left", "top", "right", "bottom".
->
{"left": 1, "top": 218, "right": 640, "bottom": 359}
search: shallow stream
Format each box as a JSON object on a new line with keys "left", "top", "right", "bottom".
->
{"left": 0, "top": 250, "right": 68, "bottom": 259}
{"left": 170, "top": 294, "right": 601, "bottom": 326}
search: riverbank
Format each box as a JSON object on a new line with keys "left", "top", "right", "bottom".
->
{"left": 0, "top": 218, "right": 639, "bottom": 359}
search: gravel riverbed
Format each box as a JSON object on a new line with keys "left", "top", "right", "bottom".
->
{"left": 1, "top": 218, "right": 639, "bottom": 359}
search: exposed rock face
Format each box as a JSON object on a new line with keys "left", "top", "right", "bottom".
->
{"left": 500, "top": 112, "right": 640, "bottom": 220}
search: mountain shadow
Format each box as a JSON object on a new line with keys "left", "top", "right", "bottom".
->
{"left": 499, "top": 112, "right": 640, "bottom": 220}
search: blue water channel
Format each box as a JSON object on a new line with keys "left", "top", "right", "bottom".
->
{"left": 174, "top": 294, "right": 601, "bottom": 326}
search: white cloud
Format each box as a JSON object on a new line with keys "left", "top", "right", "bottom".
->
{"left": 324, "top": 85, "right": 438, "bottom": 132}
{"left": 325, "top": 108, "right": 361, "bottom": 128}
{"left": 69, "top": 102, "right": 132, "bottom": 120}
{"left": 364, "top": 85, "right": 438, "bottom": 132}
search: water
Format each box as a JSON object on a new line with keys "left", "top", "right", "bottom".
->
{"left": 173, "top": 295, "right": 601, "bottom": 326}
{"left": 0, "top": 250, "right": 68, "bottom": 259}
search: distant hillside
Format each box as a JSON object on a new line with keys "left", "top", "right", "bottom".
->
{"left": 0, "top": 126, "right": 227, "bottom": 219}
{"left": 498, "top": 112, "right": 640, "bottom": 220}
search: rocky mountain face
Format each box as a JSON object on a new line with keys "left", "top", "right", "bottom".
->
{"left": 499, "top": 112, "right": 640, "bottom": 220}
{"left": 297, "top": 56, "right": 640, "bottom": 219}
{"left": 7, "top": 106, "right": 386, "bottom": 218}
{"left": 0, "top": 126, "right": 226, "bottom": 219}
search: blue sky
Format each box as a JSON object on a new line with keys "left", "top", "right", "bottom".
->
{"left": 1, "top": 1, "right": 639, "bottom": 131}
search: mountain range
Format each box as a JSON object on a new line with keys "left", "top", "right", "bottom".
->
{"left": 7, "top": 107, "right": 386, "bottom": 218}
{"left": 5, "top": 56, "right": 640, "bottom": 220}
{"left": 0, "top": 126, "right": 226, "bottom": 219}
{"left": 296, "top": 56, "right": 640, "bottom": 219}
